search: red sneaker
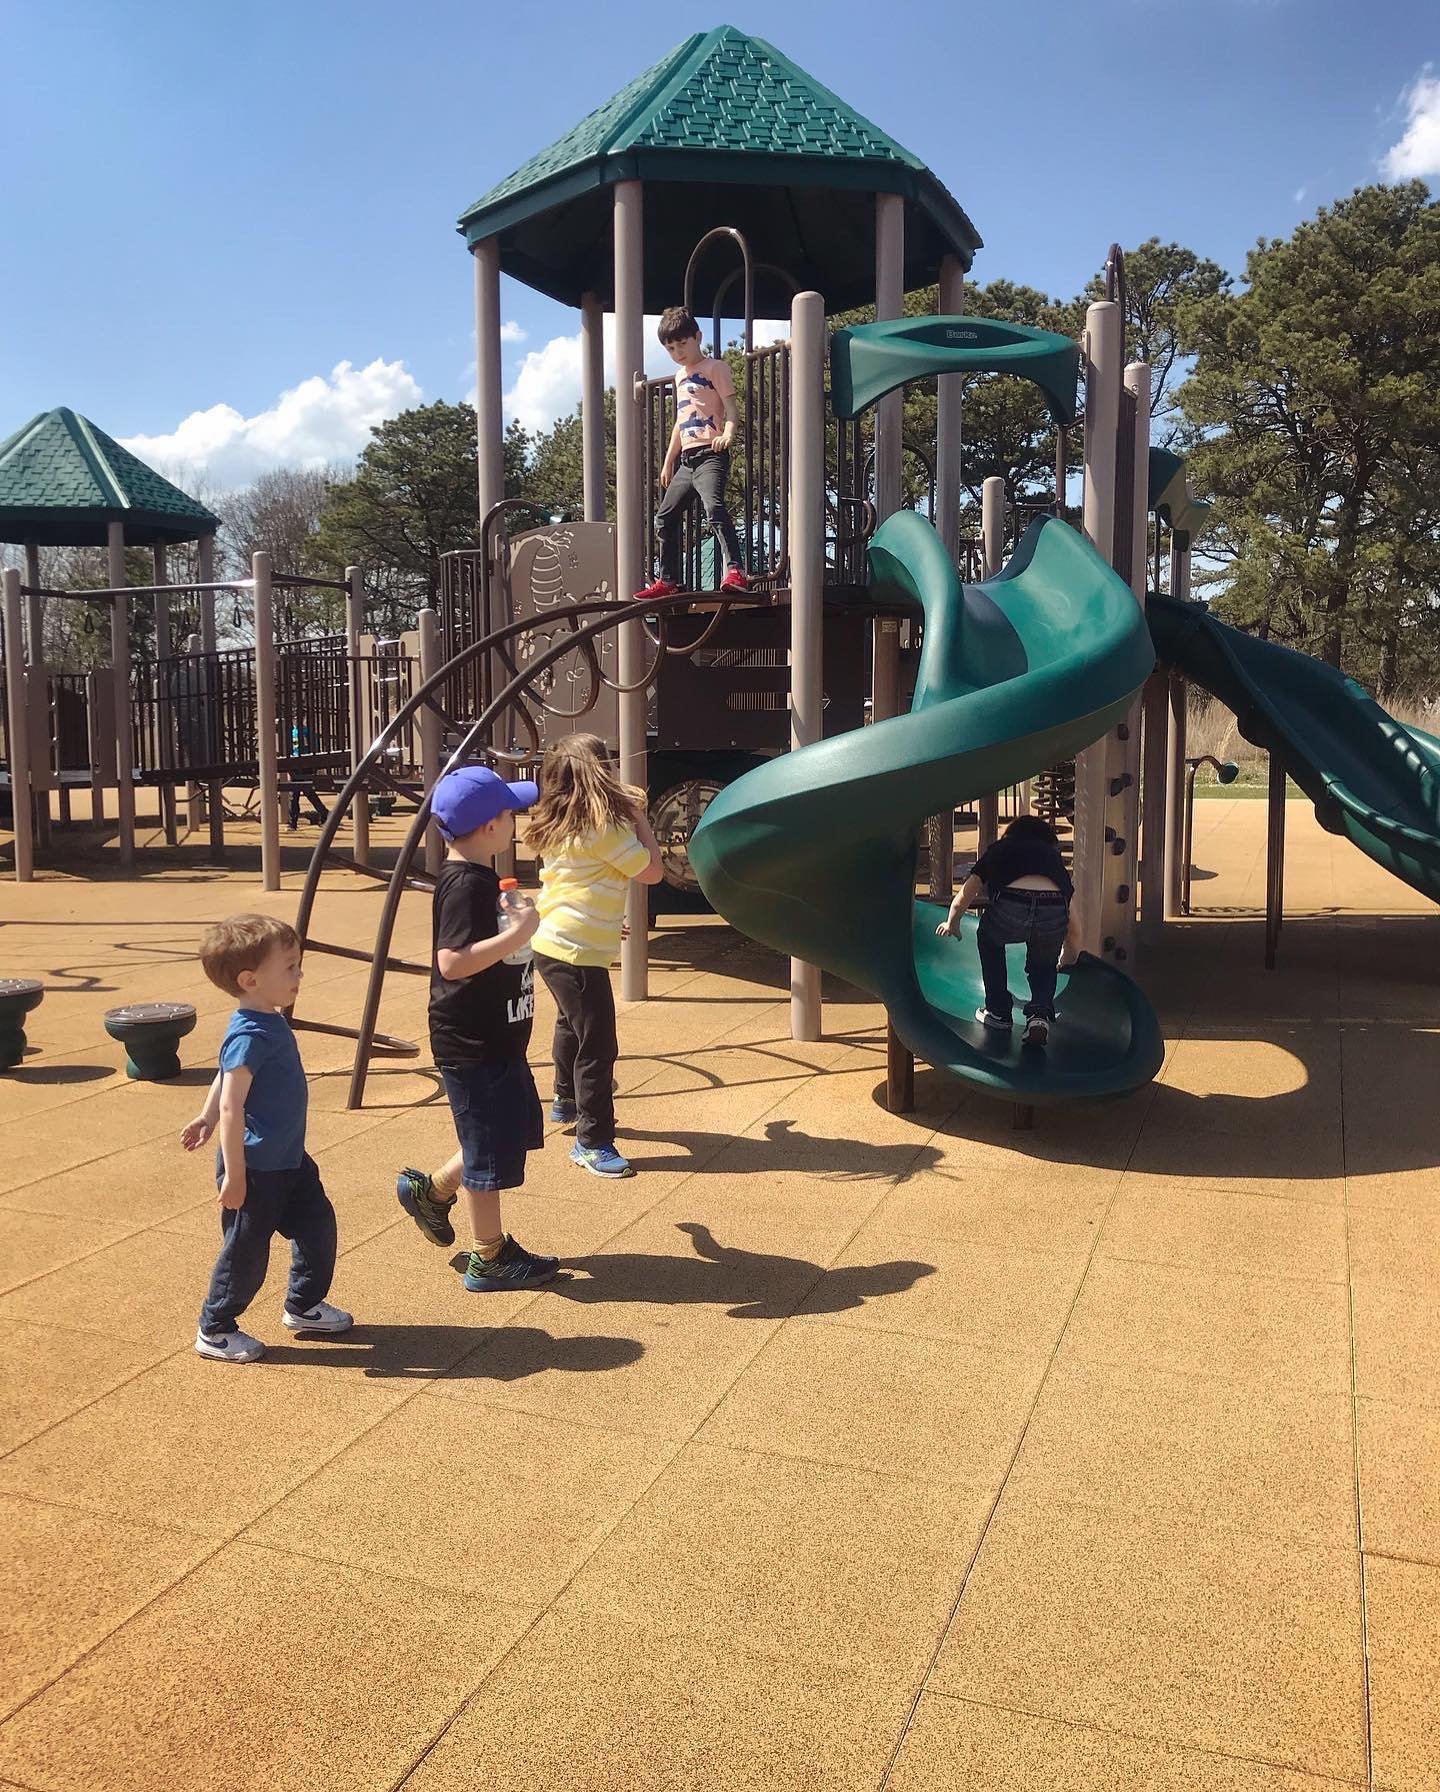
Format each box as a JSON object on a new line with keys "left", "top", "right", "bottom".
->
{"left": 719, "top": 567, "right": 750, "bottom": 593}
{"left": 634, "top": 578, "right": 679, "bottom": 601}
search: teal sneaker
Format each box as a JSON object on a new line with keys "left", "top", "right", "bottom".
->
{"left": 570, "top": 1142, "right": 634, "bottom": 1179}
{"left": 396, "top": 1168, "right": 456, "bottom": 1247}
{"left": 463, "top": 1236, "right": 561, "bottom": 1292}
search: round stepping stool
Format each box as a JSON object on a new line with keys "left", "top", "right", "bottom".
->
{"left": 0, "top": 978, "right": 45, "bottom": 1071}
{"left": 104, "top": 1001, "right": 198, "bottom": 1082}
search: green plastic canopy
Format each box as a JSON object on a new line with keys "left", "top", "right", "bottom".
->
{"left": 830, "top": 315, "right": 1081, "bottom": 425}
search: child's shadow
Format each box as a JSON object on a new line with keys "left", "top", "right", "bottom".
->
{"left": 276, "top": 1322, "right": 643, "bottom": 1382}
{"left": 553, "top": 1221, "right": 935, "bottom": 1322}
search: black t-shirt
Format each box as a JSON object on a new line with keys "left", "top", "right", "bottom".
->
{"left": 428, "top": 861, "right": 535, "bottom": 1065}
{"left": 972, "top": 836, "right": 1074, "bottom": 903}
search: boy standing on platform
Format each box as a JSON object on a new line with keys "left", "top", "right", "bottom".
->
{"left": 635, "top": 306, "right": 749, "bottom": 599}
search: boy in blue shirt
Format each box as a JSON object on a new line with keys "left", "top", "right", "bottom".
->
{"left": 182, "top": 913, "right": 352, "bottom": 1363}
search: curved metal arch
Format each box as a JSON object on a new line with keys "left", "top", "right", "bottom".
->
{"left": 683, "top": 226, "right": 756, "bottom": 356}
{"left": 290, "top": 586, "right": 766, "bottom": 1106}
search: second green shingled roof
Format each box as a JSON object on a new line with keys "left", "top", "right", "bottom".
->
{"left": 0, "top": 408, "right": 221, "bottom": 548}
{"left": 457, "top": 25, "right": 981, "bottom": 310}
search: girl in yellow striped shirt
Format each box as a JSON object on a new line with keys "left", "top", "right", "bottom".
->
{"left": 527, "top": 734, "right": 664, "bottom": 1178}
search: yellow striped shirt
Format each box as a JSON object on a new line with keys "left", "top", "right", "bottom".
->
{"left": 533, "top": 824, "right": 652, "bottom": 966}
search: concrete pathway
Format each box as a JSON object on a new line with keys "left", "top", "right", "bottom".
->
{"left": 0, "top": 799, "right": 1435, "bottom": 1791}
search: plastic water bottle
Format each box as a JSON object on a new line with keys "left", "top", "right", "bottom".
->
{"left": 498, "top": 877, "right": 533, "bottom": 965}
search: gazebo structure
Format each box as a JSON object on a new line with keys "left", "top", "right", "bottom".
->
{"left": 0, "top": 408, "right": 221, "bottom": 869}
{"left": 456, "top": 24, "right": 983, "bottom": 1001}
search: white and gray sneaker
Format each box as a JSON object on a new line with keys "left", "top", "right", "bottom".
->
{"left": 974, "top": 1007, "right": 1013, "bottom": 1031}
{"left": 282, "top": 1301, "right": 353, "bottom": 1334}
{"left": 195, "top": 1326, "right": 264, "bottom": 1363}
{"left": 1022, "top": 1015, "right": 1051, "bottom": 1047}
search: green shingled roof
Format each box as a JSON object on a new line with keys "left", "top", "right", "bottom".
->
{"left": 0, "top": 408, "right": 221, "bottom": 549}
{"left": 457, "top": 25, "right": 982, "bottom": 313}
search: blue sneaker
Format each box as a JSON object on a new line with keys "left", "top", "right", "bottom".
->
{"left": 550, "top": 1098, "right": 578, "bottom": 1126}
{"left": 570, "top": 1142, "right": 634, "bottom": 1179}
{"left": 462, "top": 1235, "right": 561, "bottom": 1292}
{"left": 396, "top": 1168, "right": 456, "bottom": 1247}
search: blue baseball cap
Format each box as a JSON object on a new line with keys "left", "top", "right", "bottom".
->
{"left": 430, "top": 766, "right": 539, "bottom": 840}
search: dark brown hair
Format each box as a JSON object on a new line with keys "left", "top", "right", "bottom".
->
{"left": 199, "top": 913, "right": 300, "bottom": 998}
{"left": 1002, "top": 815, "right": 1060, "bottom": 847}
{"left": 657, "top": 306, "right": 700, "bottom": 345}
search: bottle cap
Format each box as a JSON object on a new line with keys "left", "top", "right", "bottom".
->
{"left": 499, "top": 877, "right": 520, "bottom": 891}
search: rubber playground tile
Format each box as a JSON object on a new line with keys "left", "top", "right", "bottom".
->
{"left": 698, "top": 1320, "right": 1044, "bottom": 1489}
{"left": 425, "top": 1295, "right": 781, "bottom": 1442}
{"left": 1058, "top": 1257, "right": 1354, "bottom": 1394}
{"left": 398, "top": 1601, "right": 920, "bottom": 1792}
{"left": 1124, "top": 1120, "right": 1346, "bottom": 1194}
{"left": 246, "top": 1397, "right": 677, "bottom": 1600}
{"left": 561, "top": 1441, "right": 986, "bottom": 1676}
{"left": 558, "top": 1206, "right": 847, "bottom": 1320}
{"left": 0, "top": 1130, "right": 217, "bottom": 1227}
{"left": 1097, "top": 1184, "right": 1350, "bottom": 1285}
{"left": 1350, "top": 1279, "right": 1440, "bottom": 1406}
{"left": 1364, "top": 1555, "right": 1440, "bottom": 1791}
{"left": 0, "top": 1542, "right": 533, "bottom": 1792}
{"left": 1150, "top": 1030, "right": 1342, "bottom": 1123}
{"left": 931, "top": 1496, "right": 1367, "bottom": 1782}
{"left": 0, "top": 1225, "right": 221, "bottom": 1347}
{"left": 0, "top": 1348, "right": 401, "bottom": 1537}
{"left": 636, "top": 1162, "right": 895, "bottom": 1238}
{"left": 0, "top": 1209, "right": 139, "bottom": 1295}
{"left": 1008, "top": 1358, "right": 1357, "bottom": 1552}
{"left": 0, "top": 1321, "right": 170, "bottom": 1456}
{"left": 0, "top": 1495, "right": 208, "bottom": 1720}
{"left": 791, "top": 1225, "right": 1085, "bottom": 1360}
{"left": 885, "top": 1694, "right": 1355, "bottom": 1792}
{"left": 1356, "top": 1398, "right": 1440, "bottom": 1567}
{"left": 1346, "top": 1205, "right": 1440, "bottom": 1288}
{"left": 1344, "top": 1164, "right": 1440, "bottom": 1215}
{"left": 875, "top": 1165, "right": 1118, "bottom": 1257}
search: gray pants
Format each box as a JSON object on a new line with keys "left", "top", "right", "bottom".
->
{"left": 656, "top": 447, "right": 744, "bottom": 584}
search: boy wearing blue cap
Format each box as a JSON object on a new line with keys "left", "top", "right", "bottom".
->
{"left": 395, "top": 766, "right": 560, "bottom": 1291}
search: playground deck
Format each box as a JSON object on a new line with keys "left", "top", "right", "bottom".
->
{"left": 0, "top": 798, "right": 1436, "bottom": 1792}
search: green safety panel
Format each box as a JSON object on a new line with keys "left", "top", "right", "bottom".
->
{"left": 1150, "top": 596, "right": 1440, "bottom": 905}
{"left": 830, "top": 315, "right": 1081, "bottom": 424}
{"left": 690, "top": 511, "right": 1163, "bottom": 1104}
{"left": 1147, "top": 447, "right": 1211, "bottom": 539}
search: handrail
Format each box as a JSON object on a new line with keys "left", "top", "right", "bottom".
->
{"left": 683, "top": 226, "right": 755, "bottom": 357}
{"left": 1104, "top": 243, "right": 1128, "bottom": 320}
{"left": 290, "top": 587, "right": 768, "bottom": 1104}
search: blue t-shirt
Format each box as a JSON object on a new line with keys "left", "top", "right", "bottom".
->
{"left": 218, "top": 1009, "right": 308, "bottom": 1171}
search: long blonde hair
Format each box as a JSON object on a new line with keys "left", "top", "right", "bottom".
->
{"left": 525, "top": 733, "right": 642, "bottom": 855}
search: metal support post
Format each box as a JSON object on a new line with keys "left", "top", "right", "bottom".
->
{"left": 253, "top": 552, "right": 280, "bottom": 891}
{"left": 151, "top": 543, "right": 178, "bottom": 845}
{"left": 1265, "top": 752, "right": 1287, "bottom": 969}
{"left": 107, "top": 520, "right": 135, "bottom": 868}
{"left": 789, "top": 291, "right": 826, "bottom": 1042}
{"left": 417, "top": 606, "right": 444, "bottom": 877}
{"left": 4, "top": 568, "right": 34, "bottom": 881}
{"left": 613, "top": 179, "right": 649, "bottom": 1001}
{"left": 345, "top": 565, "right": 370, "bottom": 866}
{"left": 977, "top": 475, "right": 1006, "bottom": 853}
{"left": 580, "top": 290, "right": 606, "bottom": 522}
{"left": 928, "top": 255, "right": 965, "bottom": 904}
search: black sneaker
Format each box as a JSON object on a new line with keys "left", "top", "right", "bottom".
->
{"left": 463, "top": 1235, "right": 560, "bottom": 1292}
{"left": 396, "top": 1168, "right": 456, "bottom": 1247}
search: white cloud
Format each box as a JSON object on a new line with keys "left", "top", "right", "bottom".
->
{"left": 1382, "top": 66, "right": 1440, "bottom": 180}
{"left": 499, "top": 320, "right": 527, "bottom": 344}
{"left": 503, "top": 314, "right": 793, "bottom": 432}
{"left": 1293, "top": 183, "right": 1308, "bottom": 204}
{"left": 120, "top": 357, "right": 423, "bottom": 487}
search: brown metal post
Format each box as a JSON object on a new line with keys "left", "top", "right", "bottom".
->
{"left": 107, "top": 521, "right": 135, "bottom": 868}
{"left": 886, "top": 1022, "right": 915, "bottom": 1114}
{"left": 614, "top": 179, "right": 649, "bottom": 1002}
{"left": 151, "top": 543, "right": 179, "bottom": 845}
{"left": 345, "top": 566, "right": 370, "bottom": 866}
{"left": 253, "top": 552, "right": 281, "bottom": 891}
{"left": 3, "top": 569, "right": 34, "bottom": 881}
{"left": 1265, "top": 752, "right": 1286, "bottom": 970}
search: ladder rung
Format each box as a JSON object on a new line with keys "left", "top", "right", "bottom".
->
{"left": 290, "top": 1017, "right": 419, "bottom": 1057}
{"left": 304, "top": 938, "right": 429, "bottom": 975}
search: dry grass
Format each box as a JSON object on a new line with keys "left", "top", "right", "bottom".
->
{"left": 1186, "top": 690, "right": 1440, "bottom": 790}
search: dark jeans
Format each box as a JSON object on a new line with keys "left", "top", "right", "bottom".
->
{"left": 976, "top": 891, "right": 1070, "bottom": 1023}
{"left": 656, "top": 447, "right": 744, "bottom": 584}
{"left": 535, "top": 953, "right": 618, "bottom": 1148}
{"left": 439, "top": 1057, "right": 544, "bottom": 1193}
{"left": 198, "top": 1153, "right": 336, "bottom": 1334}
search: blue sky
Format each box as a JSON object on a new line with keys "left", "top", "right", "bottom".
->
{"left": 2, "top": 0, "right": 1434, "bottom": 486}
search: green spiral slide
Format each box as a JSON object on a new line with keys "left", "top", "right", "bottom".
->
{"left": 1150, "top": 596, "right": 1440, "bottom": 904}
{"left": 689, "top": 510, "right": 1166, "bottom": 1104}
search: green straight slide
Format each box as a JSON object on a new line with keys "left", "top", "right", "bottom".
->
{"left": 1150, "top": 596, "right": 1440, "bottom": 904}
{"left": 690, "top": 512, "right": 1165, "bottom": 1104}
